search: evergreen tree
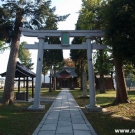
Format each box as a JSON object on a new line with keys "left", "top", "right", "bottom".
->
{"left": 103, "top": 0, "right": 135, "bottom": 104}
{"left": 0, "top": 41, "right": 9, "bottom": 53}
{"left": 70, "top": 35, "right": 87, "bottom": 90}
{"left": 0, "top": 0, "right": 69, "bottom": 104}
{"left": 18, "top": 41, "right": 34, "bottom": 69}
{"left": 71, "top": 0, "right": 106, "bottom": 91}
{"left": 44, "top": 50, "right": 63, "bottom": 92}
{"left": 80, "top": 0, "right": 108, "bottom": 93}
{"left": 42, "top": 62, "right": 49, "bottom": 84}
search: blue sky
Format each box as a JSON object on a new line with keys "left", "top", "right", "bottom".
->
{"left": 0, "top": 0, "right": 82, "bottom": 73}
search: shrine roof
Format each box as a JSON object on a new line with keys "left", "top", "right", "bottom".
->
{"left": 0, "top": 62, "right": 36, "bottom": 78}
{"left": 55, "top": 67, "right": 78, "bottom": 78}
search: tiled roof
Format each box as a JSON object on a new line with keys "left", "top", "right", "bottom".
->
{"left": 0, "top": 62, "right": 36, "bottom": 78}
{"left": 55, "top": 67, "right": 78, "bottom": 78}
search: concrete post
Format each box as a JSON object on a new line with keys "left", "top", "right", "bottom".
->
{"left": 28, "top": 37, "right": 45, "bottom": 110}
{"left": 86, "top": 36, "right": 95, "bottom": 106}
{"left": 85, "top": 36, "right": 102, "bottom": 111}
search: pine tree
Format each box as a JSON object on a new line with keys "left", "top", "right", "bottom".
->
{"left": 0, "top": 0, "right": 69, "bottom": 104}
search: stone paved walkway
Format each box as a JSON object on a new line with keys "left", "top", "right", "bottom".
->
{"left": 32, "top": 89, "right": 97, "bottom": 135}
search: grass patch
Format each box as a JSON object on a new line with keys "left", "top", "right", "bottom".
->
{"left": 0, "top": 88, "right": 61, "bottom": 100}
{"left": 0, "top": 88, "right": 61, "bottom": 135}
{"left": 40, "top": 88, "right": 61, "bottom": 97}
{"left": 0, "top": 102, "right": 49, "bottom": 135}
{"left": 71, "top": 89, "right": 135, "bottom": 135}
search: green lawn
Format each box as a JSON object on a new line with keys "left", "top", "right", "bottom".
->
{"left": 0, "top": 88, "right": 61, "bottom": 100}
{"left": 0, "top": 88, "right": 61, "bottom": 135}
{"left": 0, "top": 88, "right": 135, "bottom": 135}
{"left": 71, "top": 89, "right": 135, "bottom": 135}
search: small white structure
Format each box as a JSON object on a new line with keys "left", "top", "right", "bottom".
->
{"left": 20, "top": 28, "right": 106, "bottom": 111}
{"left": 0, "top": 78, "right": 4, "bottom": 88}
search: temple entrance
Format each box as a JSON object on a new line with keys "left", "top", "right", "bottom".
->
{"left": 20, "top": 28, "right": 106, "bottom": 112}
{"left": 53, "top": 67, "right": 78, "bottom": 89}
{"left": 62, "top": 79, "right": 68, "bottom": 88}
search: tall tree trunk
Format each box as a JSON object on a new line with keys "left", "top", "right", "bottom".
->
{"left": 2, "top": 14, "right": 23, "bottom": 104}
{"left": 80, "top": 60, "right": 84, "bottom": 90}
{"left": 2, "top": 34, "right": 21, "bottom": 104}
{"left": 99, "top": 50, "right": 106, "bottom": 93}
{"left": 113, "top": 57, "right": 129, "bottom": 104}
{"left": 100, "top": 71, "right": 106, "bottom": 93}
{"left": 43, "top": 71, "right": 46, "bottom": 83}
{"left": 53, "top": 69, "right": 56, "bottom": 90}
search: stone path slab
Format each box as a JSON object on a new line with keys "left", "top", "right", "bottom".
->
{"left": 32, "top": 89, "right": 97, "bottom": 135}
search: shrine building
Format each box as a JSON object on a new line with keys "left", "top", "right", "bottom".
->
{"left": 54, "top": 67, "right": 78, "bottom": 89}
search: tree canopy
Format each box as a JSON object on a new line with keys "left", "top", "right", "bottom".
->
{"left": 0, "top": 40, "right": 9, "bottom": 53}
{"left": 1, "top": 0, "right": 69, "bottom": 104}
{"left": 71, "top": 0, "right": 135, "bottom": 101}
{"left": 104, "top": 0, "right": 135, "bottom": 63}
{"left": 18, "top": 41, "right": 34, "bottom": 69}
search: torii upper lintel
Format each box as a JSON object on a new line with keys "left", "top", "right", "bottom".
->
{"left": 19, "top": 27, "right": 105, "bottom": 37}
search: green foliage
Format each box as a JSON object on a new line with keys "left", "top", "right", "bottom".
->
{"left": 124, "top": 63, "right": 135, "bottom": 86}
{"left": 71, "top": 0, "right": 113, "bottom": 89}
{"left": 78, "top": 0, "right": 114, "bottom": 77}
{"left": 18, "top": 42, "right": 30, "bottom": 60}
{"left": 18, "top": 41, "right": 34, "bottom": 69}
{"left": 103, "top": 0, "right": 135, "bottom": 63}
{"left": 1, "top": 0, "right": 69, "bottom": 104}
{"left": 124, "top": 63, "right": 135, "bottom": 77}
{"left": 42, "top": 62, "right": 49, "bottom": 76}
{"left": 37, "top": 0, "right": 69, "bottom": 78}
{"left": 79, "top": 0, "right": 104, "bottom": 30}
{"left": 70, "top": 23, "right": 87, "bottom": 74}
{"left": 94, "top": 49, "right": 114, "bottom": 75}
{"left": 44, "top": 49, "right": 63, "bottom": 66}
{"left": 0, "top": 0, "right": 70, "bottom": 42}
{"left": 0, "top": 6, "right": 13, "bottom": 42}
{"left": 100, "top": 0, "right": 135, "bottom": 101}
{"left": 0, "top": 40, "right": 9, "bottom": 53}
{"left": 44, "top": 39, "right": 63, "bottom": 65}
{"left": 70, "top": 36, "right": 87, "bottom": 88}
{"left": 43, "top": 37, "right": 64, "bottom": 76}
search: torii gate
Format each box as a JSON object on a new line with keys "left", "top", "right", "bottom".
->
{"left": 20, "top": 28, "right": 106, "bottom": 112}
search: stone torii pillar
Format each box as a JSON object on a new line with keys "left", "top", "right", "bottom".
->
{"left": 28, "top": 37, "right": 45, "bottom": 110}
{"left": 85, "top": 36, "right": 102, "bottom": 111}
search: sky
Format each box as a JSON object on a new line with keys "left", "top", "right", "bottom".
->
{"left": 0, "top": 0, "right": 82, "bottom": 73}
